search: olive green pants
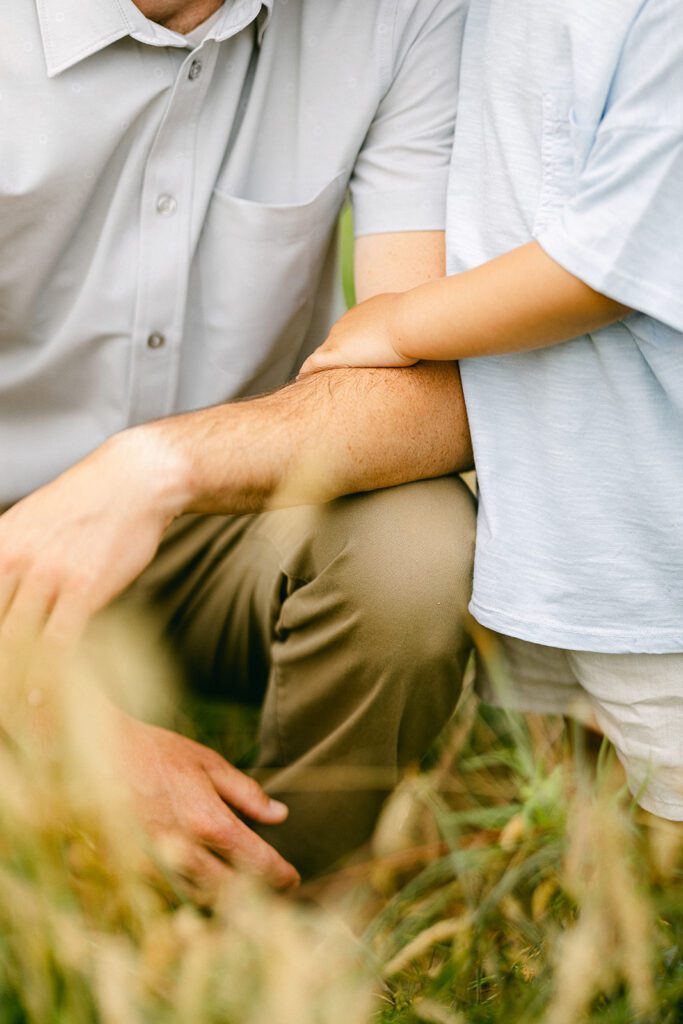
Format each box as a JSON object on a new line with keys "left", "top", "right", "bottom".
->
{"left": 127, "top": 477, "right": 476, "bottom": 877}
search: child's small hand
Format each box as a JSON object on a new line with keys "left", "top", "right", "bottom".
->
{"left": 299, "top": 293, "right": 417, "bottom": 376}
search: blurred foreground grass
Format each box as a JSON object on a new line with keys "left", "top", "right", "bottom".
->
{"left": 0, "top": 615, "right": 680, "bottom": 1024}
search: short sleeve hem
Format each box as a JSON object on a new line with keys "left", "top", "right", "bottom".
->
{"left": 352, "top": 187, "right": 447, "bottom": 236}
{"left": 536, "top": 222, "right": 683, "bottom": 334}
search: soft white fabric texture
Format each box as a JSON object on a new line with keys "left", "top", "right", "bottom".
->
{"left": 0, "top": 0, "right": 466, "bottom": 504}
{"left": 447, "top": 0, "right": 683, "bottom": 652}
{"left": 477, "top": 633, "right": 683, "bottom": 821}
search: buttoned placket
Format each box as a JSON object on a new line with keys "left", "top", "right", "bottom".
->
{"left": 126, "top": 38, "right": 220, "bottom": 427}
{"left": 122, "top": 1, "right": 270, "bottom": 427}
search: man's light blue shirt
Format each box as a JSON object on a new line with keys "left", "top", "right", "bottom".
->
{"left": 447, "top": 0, "right": 683, "bottom": 652}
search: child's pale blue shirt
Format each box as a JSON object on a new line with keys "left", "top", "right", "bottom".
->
{"left": 447, "top": 0, "right": 683, "bottom": 652}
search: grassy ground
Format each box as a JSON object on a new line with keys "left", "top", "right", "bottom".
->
{"left": 0, "top": 617, "right": 680, "bottom": 1024}
{"left": 367, "top": 700, "right": 682, "bottom": 1024}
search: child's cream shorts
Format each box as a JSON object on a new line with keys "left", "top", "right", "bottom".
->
{"left": 477, "top": 635, "right": 683, "bottom": 821}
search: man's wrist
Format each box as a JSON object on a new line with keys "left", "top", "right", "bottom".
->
{"left": 106, "top": 423, "right": 196, "bottom": 524}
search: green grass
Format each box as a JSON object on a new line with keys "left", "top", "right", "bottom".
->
{"left": 366, "top": 700, "right": 683, "bottom": 1024}
{"left": 2, "top": 617, "right": 679, "bottom": 1024}
{"left": 340, "top": 202, "right": 357, "bottom": 308}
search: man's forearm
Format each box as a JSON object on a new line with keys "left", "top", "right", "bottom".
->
{"left": 141, "top": 361, "right": 472, "bottom": 519}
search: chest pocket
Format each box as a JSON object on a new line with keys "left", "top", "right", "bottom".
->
{"left": 533, "top": 89, "right": 597, "bottom": 234}
{"left": 191, "top": 171, "right": 347, "bottom": 391}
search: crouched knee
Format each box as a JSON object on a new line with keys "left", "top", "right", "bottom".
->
{"left": 303, "top": 476, "right": 476, "bottom": 659}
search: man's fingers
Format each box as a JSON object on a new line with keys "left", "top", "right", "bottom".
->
{"left": 169, "top": 840, "right": 236, "bottom": 905}
{"left": 299, "top": 348, "right": 342, "bottom": 376}
{"left": 44, "top": 591, "right": 89, "bottom": 649}
{"left": 298, "top": 351, "right": 336, "bottom": 377}
{"left": 215, "top": 816, "right": 301, "bottom": 890}
{"left": 206, "top": 759, "right": 289, "bottom": 824}
{"left": 180, "top": 844, "right": 234, "bottom": 885}
{"left": 0, "top": 578, "right": 54, "bottom": 647}
{"left": 0, "top": 575, "right": 19, "bottom": 624}
{"left": 196, "top": 791, "right": 300, "bottom": 890}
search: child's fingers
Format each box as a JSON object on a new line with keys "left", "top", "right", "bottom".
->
{"left": 298, "top": 349, "right": 342, "bottom": 377}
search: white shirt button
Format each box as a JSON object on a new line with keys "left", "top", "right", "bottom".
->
{"left": 188, "top": 59, "right": 203, "bottom": 81}
{"left": 156, "top": 194, "right": 177, "bottom": 216}
{"left": 147, "top": 332, "right": 166, "bottom": 350}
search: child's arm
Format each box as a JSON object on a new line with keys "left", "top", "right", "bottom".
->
{"left": 299, "top": 241, "right": 630, "bottom": 375}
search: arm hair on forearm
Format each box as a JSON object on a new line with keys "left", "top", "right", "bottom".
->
{"left": 145, "top": 361, "right": 472, "bottom": 516}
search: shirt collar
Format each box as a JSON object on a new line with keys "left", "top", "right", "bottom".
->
{"left": 211, "top": 0, "right": 273, "bottom": 46}
{"left": 255, "top": 0, "right": 273, "bottom": 46}
{"left": 36, "top": 0, "right": 274, "bottom": 78}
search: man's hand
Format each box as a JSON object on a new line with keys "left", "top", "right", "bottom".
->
{"left": 299, "top": 293, "right": 416, "bottom": 377}
{"left": 0, "top": 430, "right": 189, "bottom": 645}
{"left": 116, "top": 712, "right": 300, "bottom": 893}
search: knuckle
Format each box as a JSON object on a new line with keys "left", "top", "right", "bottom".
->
{"left": 190, "top": 812, "right": 233, "bottom": 847}
{"left": 0, "top": 561, "right": 17, "bottom": 581}
{"left": 30, "top": 564, "right": 61, "bottom": 592}
{"left": 174, "top": 846, "right": 209, "bottom": 882}
{"left": 69, "top": 562, "right": 91, "bottom": 588}
{"left": 203, "top": 746, "right": 228, "bottom": 767}
{"left": 0, "top": 548, "right": 25, "bottom": 577}
{"left": 188, "top": 813, "right": 214, "bottom": 843}
{"left": 65, "top": 569, "right": 94, "bottom": 599}
{"left": 70, "top": 579, "right": 91, "bottom": 602}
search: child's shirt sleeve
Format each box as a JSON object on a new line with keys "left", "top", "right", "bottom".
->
{"left": 535, "top": 0, "right": 683, "bottom": 332}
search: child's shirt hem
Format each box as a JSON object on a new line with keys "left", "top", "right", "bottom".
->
{"left": 470, "top": 600, "right": 683, "bottom": 655}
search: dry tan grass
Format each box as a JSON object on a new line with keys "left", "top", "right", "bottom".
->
{"left": 0, "top": 614, "right": 680, "bottom": 1024}
{"left": 0, "top": 616, "right": 375, "bottom": 1024}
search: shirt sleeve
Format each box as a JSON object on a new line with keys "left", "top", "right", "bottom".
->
{"left": 350, "top": 0, "right": 467, "bottom": 237}
{"left": 536, "top": 0, "right": 683, "bottom": 332}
